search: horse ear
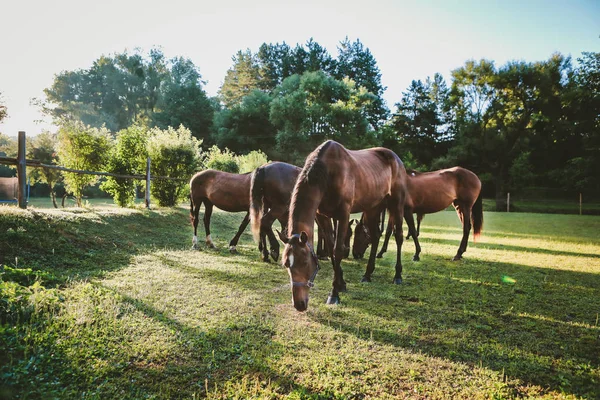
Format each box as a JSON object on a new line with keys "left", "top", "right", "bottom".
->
{"left": 276, "top": 230, "right": 289, "bottom": 244}
{"left": 299, "top": 231, "right": 308, "bottom": 245}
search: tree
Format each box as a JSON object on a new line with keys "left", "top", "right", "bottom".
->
{"left": 335, "top": 37, "right": 389, "bottom": 128}
{"left": 147, "top": 125, "right": 202, "bottom": 207}
{"left": 56, "top": 120, "right": 112, "bottom": 207}
{"left": 270, "top": 71, "right": 377, "bottom": 163}
{"left": 391, "top": 73, "right": 451, "bottom": 168}
{"left": 219, "top": 49, "right": 262, "bottom": 108}
{"left": 212, "top": 90, "right": 277, "bottom": 156}
{"left": 203, "top": 145, "right": 239, "bottom": 173}
{"left": 152, "top": 57, "right": 214, "bottom": 142}
{"left": 0, "top": 134, "right": 16, "bottom": 177}
{"left": 101, "top": 125, "right": 148, "bottom": 207}
{"left": 26, "top": 132, "right": 62, "bottom": 207}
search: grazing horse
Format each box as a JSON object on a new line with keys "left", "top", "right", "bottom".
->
{"left": 277, "top": 140, "right": 412, "bottom": 312}
{"left": 189, "top": 170, "right": 253, "bottom": 252}
{"left": 352, "top": 167, "right": 483, "bottom": 261}
{"left": 250, "top": 162, "right": 302, "bottom": 262}
{"left": 250, "top": 162, "right": 346, "bottom": 263}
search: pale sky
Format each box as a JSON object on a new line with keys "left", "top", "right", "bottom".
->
{"left": 0, "top": 0, "right": 598, "bottom": 137}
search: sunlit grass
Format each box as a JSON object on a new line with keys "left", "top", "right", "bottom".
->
{"left": 1, "top": 204, "right": 599, "bottom": 399}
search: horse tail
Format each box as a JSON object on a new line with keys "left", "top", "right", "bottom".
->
{"left": 250, "top": 166, "right": 265, "bottom": 243}
{"left": 472, "top": 193, "right": 483, "bottom": 242}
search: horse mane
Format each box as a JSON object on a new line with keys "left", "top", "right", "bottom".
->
{"left": 288, "top": 141, "right": 331, "bottom": 233}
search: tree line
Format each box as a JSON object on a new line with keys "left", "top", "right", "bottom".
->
{"left": 1, "top": 38, "right": 598, "bottom": 210}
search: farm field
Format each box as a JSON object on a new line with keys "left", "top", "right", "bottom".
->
{"left": 1, "top": 203, "right": 599, "bottom": 399}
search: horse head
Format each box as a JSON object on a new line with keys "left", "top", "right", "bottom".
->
{"left": 352, "top": 218, "right": 371, "bottom": 259}
{"left": 277, "top": 230, "right": 319, "bottom": 312}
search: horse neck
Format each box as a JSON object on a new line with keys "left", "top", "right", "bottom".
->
{"left": 288, "top": 183, "right": 323, "bottom": 244}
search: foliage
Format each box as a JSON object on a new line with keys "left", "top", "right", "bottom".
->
{"left": 0, "top": 133, "right": 16, "bottom": 177}
{"left": 56, "top": 120, "right": 111, "bottom": 206}
{"left": 41, "top": 48, "right": 214, "bottom": 141}
{"left": 203, "top": 145, "right": 239, "bottom": 173}
{"left": 147, "top": 125, "right": 202, "bottom": 207}
{"left": 101, "top": 125, "right": 148, "bottom": 207}
{"left": 219, "top": 50, "right": 263, "bottom": 108}
{"left": 212, "top": 90, "right": 277, "bottom": 155}
{"left": 26, "top": 131, "right": 62, "bottom": 207}
{"left": 270, "top": 71, "right": 377, "bottom": 163}
{"left": 236, "top": 150, "right": 269, "bottom": 173}
{"left": 152, "top": 57, "right": 214, "bottom": 142}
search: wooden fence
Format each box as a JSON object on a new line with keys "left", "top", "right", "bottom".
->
{"left": 0, "top": 131, "right": 185, "bottom": 210}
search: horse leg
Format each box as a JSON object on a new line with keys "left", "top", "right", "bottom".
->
{"left": 316, "top": 214, "right": 334, "bottom": 260}
{"left": 416, "top": 214, "right": 423, "bottom": 237}
{"left": 327, "top": 214, "right": 350, "bottom": 304}
{"left": 377, "top": 213, "right": 394, "bottom": 258}
{"left": 229, "top": 212, "right": 250, "bottom": 253}
{"left": 390, "top": 203, "right": 405, "bottom": 284}
{"left": 362, "top": 210, "right": 383, "bottom": 282}
{"left": 191, "top": 197, "right": 202, "bottom": 249}
{"left": 203, "top": 201, "right": 216, "bottom": 249}
{"left": 453, "top": 203, "right": 471, "bottom": 261}
{"left": 404, "top": 211, "right": 421, "bottom": 261}
{"left": 259, "top": 209, "right": 277, "bottom": 262}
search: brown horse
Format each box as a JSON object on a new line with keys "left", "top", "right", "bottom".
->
{"left": 277, "top": 140, "right": 413, "bottom": 312}
{"left": 352, "top": 167, "right": 483, "bottom": 261}
{"left": 250, "top": 161, "right": 301, "bottom": 262}
{"left": 250, "top": 161, "right": 346, "bottom": 263}
{"left": 189, "top": 170, "right": 253, "bottom": 251}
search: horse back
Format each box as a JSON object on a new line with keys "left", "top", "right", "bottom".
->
{"left": 190, "top": 169, "right": 252, "bottom": 212}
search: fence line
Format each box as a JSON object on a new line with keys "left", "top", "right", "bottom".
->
{"left": 0, "top": 131, "right": 187, "bottom": 210}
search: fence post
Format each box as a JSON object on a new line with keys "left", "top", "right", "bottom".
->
{"left": 17, "top": 131, "right": 27, "bottom": 209}
{"left": 507, "top": 192, "right": 510, "bottom": 213}
{"left": 145, "top": 157, "right": 151, "bottom": 209}
{"left": 580, "top": 193, "right": 582, "bottom": 216}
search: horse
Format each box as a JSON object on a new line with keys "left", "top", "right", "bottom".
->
{"left": 277, "top": 140, "right": 414, "bottom": 312}
{"left": 250, "top": 161, "right": 351, "bottom": 263}
{"left": 250, "top": 161, "right": 301, "bottom": 262}
{"left": 352, "top": 167, "right": 483, "bottom": 262}
{"left": 189, "top": 169, "right": 253, "bottom": 252}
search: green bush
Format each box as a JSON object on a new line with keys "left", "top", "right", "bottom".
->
{"left": 236, "top": 150, "right": 269, "bottom": 173}
{"left": 147, "top": 125, "right": 202, "bottom": 207}
{"left": 204, "top": 145, "right": 239, "bottom": 173}
{"left": 101, "top": 125, "right": 148, "bottom": 207}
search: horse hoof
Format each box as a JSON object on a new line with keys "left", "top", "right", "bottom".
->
{"left": 452, "top": 256, "right": 462, "bottom": 261}
{"left": 413, "top": 255, "right": 420, "bottom": 262}
{"left": 319, "top": 256, "right": 329, "bottom": 261}
{"left": 393, "top": 277, "right": 403, "bottom": 285}
{"left": 270, "top": 252, "right": 279, "bottom": 262}
{"left": 360, "top": 276, "right": 371, "bottom": 283}
{"left": 376, "top": 254, "right": 383, "bottom": 259}
{"left": 229, "top": 246, "right": 238, "bottom": 254}
{"left": 326, "top": 296, "right": 340, "bottom": 305}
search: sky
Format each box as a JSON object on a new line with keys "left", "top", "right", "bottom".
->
{"left": 0, "top": 0, "right": 598, "bottom": 137}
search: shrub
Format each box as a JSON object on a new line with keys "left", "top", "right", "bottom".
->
{"left": 147, "top": 125, "right": 202, "bottom": 207}
{"left": 236, "top": 150, "right": 269, "bottom": 173}
{"left": 204, "top": 145, "right": 239, "bottom": 173}
{"left": 101, "top": 125, "right": 148, "bottom": 207}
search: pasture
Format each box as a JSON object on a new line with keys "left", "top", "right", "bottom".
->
{"left": 1, "top": 202, "right": 599, "bottom": 399}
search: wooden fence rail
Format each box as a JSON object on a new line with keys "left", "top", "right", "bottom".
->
{"left": 0, "top": 131, "right": 186, "bottom": 209}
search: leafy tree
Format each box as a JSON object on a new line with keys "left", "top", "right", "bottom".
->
{"left": 391, "top": 73, "right": 451, "bottom": 168}
{"left": 152, "top": 57, "right": 214, "bottom": 142}
{"left": 101, "top": 125, "right": 148, "bottom": 207}
{"left": 256, "top": 42, "right": 294, "bottom": 90}
{"left": 56, "top": 120, "right": 112, "bottom": 207}
{"left": 212, "top": 90, "right": 276, "bottom": 155}
{"left": 26, "top": 132, "right": 62, "bottom": 207}
{"left": 335, "top": 37, "right": 389, "bottom": 128}
{"left": 219, "top": 50, "right": 262, "bottom": 108}
{"left": 203, "top": 145, "right": 239, "bottom": 173}
{"left": 147, "top": 125, "right": 202, "bottom": 207}
{"left": 270, "top": 71, "right": 377, "bottom": 163}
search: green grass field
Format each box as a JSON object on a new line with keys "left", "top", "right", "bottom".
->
{"left": 1, "top": 200, "right": 599, "bottom": 399}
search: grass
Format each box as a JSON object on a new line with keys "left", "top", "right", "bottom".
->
{"left": 1, "top": 199, "right": 599, "bottom": 399}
